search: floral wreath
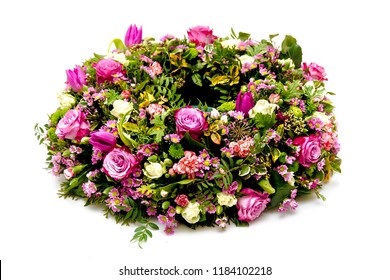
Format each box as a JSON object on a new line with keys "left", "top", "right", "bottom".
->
{"left": 35, "top": 24, "right": 341, "bottom": 247}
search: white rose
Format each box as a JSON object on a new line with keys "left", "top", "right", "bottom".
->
{"left": 239, "top": 54, "right": 254, "bottom": 65}
{"left": 181, "top": 202, "right": 201, "bottom": 224}
{"left": 57, "top": 93, "right": 75, "bottom": 109}
{"left": 111, "top": 100, "right": 133, "bottom": 118}
{"left": 312, "top": 111, "right": 331, "bottom": 125}
{"left": 143, "top": 162, "right": 165, "bottom": 179}
{"left": 248, "top": 99, "right": 279, "bottom": 118}
{"left": 220, "top": 114, "right": 228, "bottom": 124}
{"left": 217, "top": 192, "right": 237, "bottom": 207}
{"left": 221, "top": 39, "right": 240, "bottom": 49}
{"left": 278, "top": 58, "right": 295, "bottom": 70}
{"left": 105, "top": 52, "right": 129, "bottom": 66}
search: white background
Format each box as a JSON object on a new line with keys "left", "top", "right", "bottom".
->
{"left": 1, "top": 0, "right": 389, "bottom": 279}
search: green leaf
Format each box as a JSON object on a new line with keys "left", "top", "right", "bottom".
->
{"left": 269, "top": 170, "right": 295, "bottom": 208}
{"left": 148, "top": 223, "right": 159, "bottom": 230}
{"left": 181, "top": 132, "right": 206, "bottom": 151}
{"left": 269, "top": 34, "right": 279, "bottom": 41}
{"left": 108, "top": 38, "right": 126, "bottom": 52}
{"left": 239, "top": 164, "right": 250, "bottom": 177}
{"left": 258, "top": 179, "right": 275, "bottom": 194}
{"left": 191, "top": 73, "right": 203, "bottom": 87}
{"left": 281, "top": 35, "right": 302, "bottom": 69}
{"left": 253, "top": 113, "right": 276, "bottom": 129}
{"left": 238, "top": 32, "right": 251, "bottom": 41}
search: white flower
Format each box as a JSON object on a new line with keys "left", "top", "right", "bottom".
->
{"left": 220, "top": 114, "right": 228, "bottom": 124}
{"left": 57, "top": 93, "right": 75, "bottom": 109}
{"left": 239, "top": 54, "right": 254, "bottom": 65}
{"left": 160, "top": 190, "right": 169, "bottom": 198}
{"left": 181, "top": 202, "right": 201, "bottom": 224}
{"left": 210, "top": 108, "right": 220, "bottom": 119}
{"left": 221, "top": 39, "right": 240, "bottom": 49}
{"left": 278, "top": 58, "right": 295, "bottom": 70}
{"left": 111, "top": 100, "right": 133, "bottom": 118}
{"left": 249, "top": 99, "right": 279, "bottom": 118}
{"left": 105, "top": 52, "right": 129, "bottom": 66}
{"left": 312, "top": 111, "right": 331, "bottom": 125}
{"left": 143, "top": 162, "right": 166, "bottom": 179}
{"left": 217, "top": 192, "right": 237, "bottom": 207}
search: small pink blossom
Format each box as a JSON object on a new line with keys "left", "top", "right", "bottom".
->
{"left": 150, "top": 61, "right": 163, "bottom": 76}
{"left": 146, "top": 103, "right": 165, "bottom": 119}
{"left": 174, "top": 194, "right": 189, "bottom": 207}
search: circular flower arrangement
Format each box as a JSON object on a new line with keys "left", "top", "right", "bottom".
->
{"left": 35, "top": 24, "right": 341, "bottom": 247}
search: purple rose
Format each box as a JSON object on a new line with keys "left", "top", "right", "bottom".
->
{"left": 237, "top": 188, "right": 270, "bottom": 222}
{"left": 125, "top": 24, "right": 142, "bottom": 47}
{"left": 174, "top": 107, "right": 208, "bottom": 141}
{"left": 293, "top": 135, "right": 321, "bottom": 167}
{"left": 102, "top": 148, "right": 137, "bottom": 180}
{"left": 55, "top": 109, "right": 90, "bottom": 141}
{"left": 302, "top": 62, "right": 328, "bottom": 81}
{"left": 187, "top": 26, "right": 217, "bottom": 47}
{"left": 94, "top": 59, "right": 123, "bottom": 84}
{"left": 89, "top": 131, "right": 117, "bottom": 152}
{"left": 66, "top": 65, "right": 86, "bottom": 92}
{"left": 236, "top": 91, "right": 254, "bottom": 117}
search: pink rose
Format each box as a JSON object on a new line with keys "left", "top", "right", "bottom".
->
{"left": 187, "top": 26, "right": 217, "bottom": 47}
{"left": 174, "top": 107, "right": 208, "bottom": 141}
{"left": 55, "top": 109, "right": 90, "bottom": 141}
{"left": 293, "top": 135, "right": 321, "bottom": 167}
{"left": 102, "top": 148, "right": 137, "bottom": 180}
{"left": 302, "top": 62, "right": 328, "bottom": 81}
{"left": 237, "top": 188, "right": 270, "bottom": 222}
{"left": 94, "top": 59, "right": 123, "bottom": 84}
{"left": 63, "top": 167, "right": 74, "bottom": 180}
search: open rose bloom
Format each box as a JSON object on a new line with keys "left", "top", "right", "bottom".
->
{"left": 37, "top": 24, "right": 341, "bottom": 245}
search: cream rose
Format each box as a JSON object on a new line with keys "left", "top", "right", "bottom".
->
{"left": 312, "top": 112, "right": 331, "bottom": 125}
{"left": 105, "top": 52, "right": 129, "bottom": 66}
{"left": 239, "top": 54, "right": 254, "bottom": 65}
{"left": 181, "top": 202, "right": 201, "bottom": 224}
{"left": 57, "top": 93, "right": 76, "bottom": 109}
{"left": 249, "top": 99, "right": 279, "bottom": 118}
{"left": 217, "top": 192, "right": 237, "bottom": 207}
{"left": 143, "top": 162, "right": 165, "bottom": 179}
{"left": 221, "top": 39, "right": 240, "bottom": 49}
{"left": 111, "top": 100, "right": 133, "bottom": 118}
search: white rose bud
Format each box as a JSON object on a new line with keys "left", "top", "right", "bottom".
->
{"left": 57, "top": 93, "right": 76, "bottom": 109}
{"left": 221, "top": 39, "right": 240, "bottom": 49}
{"left": 217, "top": 192, "right": 237, "bottom": 207}
{"left": 143, "top": 162, "right": 166, "bottom": 179}
{"left": 111, "top": 100, "right": 133, "bottom": 118}
{"left": 181, "top": 202, "right": 201, "bottom": 224}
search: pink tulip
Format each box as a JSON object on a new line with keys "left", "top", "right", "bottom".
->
{"left": 125, "top": 24, "right": 142, "bottom": 47}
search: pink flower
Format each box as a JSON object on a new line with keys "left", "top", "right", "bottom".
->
{"left": 187, "top": 26, "right": 217, "bottom": 47}
{"left": 55, "top": 109, "right": 90, "bottom": 141}
{"left": 146, "top": 103, "right": 165, "bottom": 119}
{"left": 236, "top": 91, "right": 254, "bottom": 117}
{"left": 89, "top": 131, "right": 117, "bottom": 153}
{"left": 102, "top": 148, "right": 137, "bottom": 180}
{"left": 229, "top": 137, "right": 254, "bottom": 158}
{"left": 150, "top": 61, "right": 163, "bottom": 76}
{"left": 171, "top": 151, "right": 202, "bottom": 179}
{"left": 237, "top": 188, "right": 270, "bottom": 222}
{"left": 94, "top": 59, "right": 123, "bottom": 84}
{"left": 174, "top": 107, "right": 208, "bottom": 141}
{"left": 302, "top": 62, "right": 328, "bottom": 81}
{"left": 293, "top": 135, "right": 321, "bottom": 167}
{"left": 269, "top": 93, "right": 280, "bottom": 104}
{"left": 66, "top": 65, "right": 86, "bottom": 92}
{"left": 125, "top": 24, "right": 142, "bottom": 47}
{"left": 63, "top": 167, "right": 74, "bottom": 180}
{"left": 174, "top": 194, "right": 189, "bottom": 207}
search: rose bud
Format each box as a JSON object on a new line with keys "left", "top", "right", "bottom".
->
{"left": 89, "top": 131, "right": 117, "bottom": 153}
{"left": 66, "top": 65, "right": 86, "bottom": 93}
{"left": 236, "top": 91, "right": 254, "bottom": 117}
{"left": 124, "top": 24, "right": 142, "bottom": 47}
